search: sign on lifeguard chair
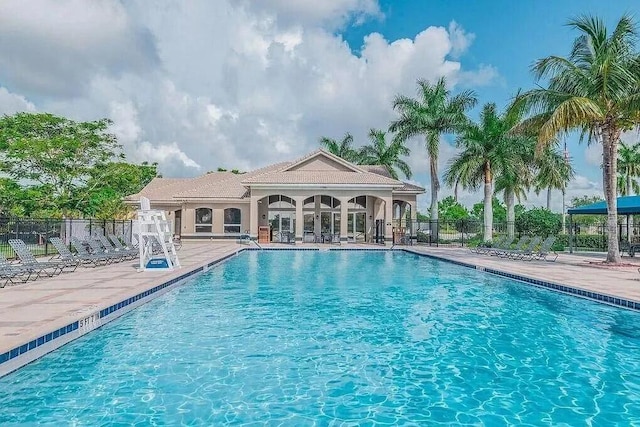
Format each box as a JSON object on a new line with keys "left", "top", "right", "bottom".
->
{"left": 136, "top": 197, "right": 180, "bottom": 272}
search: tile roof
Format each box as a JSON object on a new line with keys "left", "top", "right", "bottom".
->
{"left": 126, "top": 150, "right": 424, "bottom": 202}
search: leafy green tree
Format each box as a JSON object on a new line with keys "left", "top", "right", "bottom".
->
{"left": 515, "top": 208, "right": 562, "bottom": 237}
{"left": 76, "top": 162, "right": 159, "bottom": 218}
{"left": 319, "top": 132, "right": 361, "bottom": 163}
{"left": 471, "top": 197, "right": 507, "bottom": 224}
{"left": 0, "top": 113, "right": 121, "bottom": 215}
{"left": 0, "top": 178, "right": 27, "bottom": 216}
{"left": 437, "top": 196, "right": 470, "bottom": 222}
{"left": 390, "top": 77, "right": 477, "bottom": 227}
{"left": 570, "top": 195, "right": 606, "bottom": 226}
{"left": 358, "top": 129, "right": 412, "bottom": 179}
{"left": 444, "top": 102, "right": 529, "bottom": 241}
{"left": 517, "top": 15, "right": 640, "bottom": 263}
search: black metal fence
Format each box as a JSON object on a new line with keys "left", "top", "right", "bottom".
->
{"left": 392, "top": 219, "right": 640, "bottom": 253}
{"left": 0, "top": 217, "right": 134, "bottom": 259}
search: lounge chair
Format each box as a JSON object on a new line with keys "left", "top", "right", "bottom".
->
{"left": 0, "top": 253, "right": 33, "bottom": 286}
{"left": 50, "top": 237, "right": 108, "bottom": 268}
{"left": 7, "top": 239, "right": 70, "bottom": 276}
{"left": 122, "top": 234, "right": 138, "bottom": 250}
{"left": 471, "top": 235, "right": 506, "bottom": 254}
{"left": 70, "top": 237, "right": 113, "bottom": 265}
{"left": 97, "top": 234, "right": 136, "bottom": 259}
{"left": 492, "top": 235, "right": 530, "bottom": 257}
{"left": 86, "top": 237, "right": 126, "bottom": 262}
{"left": 502, "top": 236, "right": 542, "bottom": 260}
{"left": 483, "top": 236, "right": 515, "bottom": 255}
{"left": 109, "top": 234, "right": 141, "bottom": 255}
{"left": 526, "top": 236, "right": 558, "bottom": 262}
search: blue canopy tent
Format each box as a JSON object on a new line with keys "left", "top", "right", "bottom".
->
{"left": 567, "top": 195, "right": 640, "bottom": 254}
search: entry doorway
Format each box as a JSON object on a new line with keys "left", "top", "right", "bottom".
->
{"left": 347, "top": 212, "right": 366, "bottom": 242}
{"left": 269, "top": 211, "right": 295, "bottom": 242}
{"left": 173, "top": 210, "right": 182, "bottom": 237}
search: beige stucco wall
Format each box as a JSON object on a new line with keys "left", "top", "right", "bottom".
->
{"left": 147, "top": 189, "right": 419, "bottom": 242}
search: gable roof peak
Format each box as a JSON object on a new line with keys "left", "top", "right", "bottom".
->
{"left": 281, "top": 148, "right": 365, "bottom": 173}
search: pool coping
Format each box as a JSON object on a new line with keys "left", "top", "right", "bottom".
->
{"left": 402, "top": 248, "right": 640, "bottom": 313}
{"left": 2, "top": 246, "right": 639, "bottom": 378}
{"left": 0, "top": 250, "right": 241, "bottom": 378}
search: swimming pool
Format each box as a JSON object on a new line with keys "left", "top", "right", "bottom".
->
{"left": 1, "top": 250, "right": 639, "bottom": 425}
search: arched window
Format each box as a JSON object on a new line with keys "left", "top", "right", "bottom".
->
{"left": 224, "top": 208, "right": 242, "bottom": 233}
{"left": 348, "top": 196, "right": 367, "bottom": 210}
{"left": 195, "top": 208, "right": 213, "bottom": 232}
{"left": 268, "top": 195, "right": 295, "bottom": 209}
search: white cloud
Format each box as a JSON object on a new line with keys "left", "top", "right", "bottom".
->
{"left": 0, "top": 87, "right": 36, "bottom": 115}
{"left": 0, "top": 0, "right": 498, "bottom": 182}
{"left": 0, "top": 0, "right": 159, "bottom": 98}
{"left": 584, "top": 143, "right": 602, "bottom": 167}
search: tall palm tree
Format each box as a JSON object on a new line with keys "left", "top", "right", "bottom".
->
{"left": 617, "top": 141, "right": 640, "bottom": 196}
{"left": 319, "top": 132, "right": 360, "bottom": 163}
{"left": 534, "top": 145, "right": 575, "bottom": 210}
{"left": 444, "top": 103, "right": 524, "bottom": 241}
{"left": 390, "top": 77, "right": 477, "bottom": 232}
{"left": 359, "top": 129, "right": 412, "bottom": 180}
{"left": 517, "top": 15, "right": 640, "bottom": 263}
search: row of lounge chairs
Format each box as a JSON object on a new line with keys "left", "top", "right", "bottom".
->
{"left": 0, "top": 234, "right": 138, "bottom": 288}
{"left": 471, "top": 235, "right": 558, "bottom": 262}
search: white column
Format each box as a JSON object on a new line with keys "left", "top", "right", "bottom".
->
{"left": 384, "top": 196, "right": 393, "bottom": 244}
{"left": 314, "top": 196, "right": 321, "bottom": 236}
{"left": 250, "top": 196, "right": 259, "bottom": 239}
{"left": 295, "top": 197, "right": 304, "bottom": 242}
{"left": 340, "top": 197, "right": 349, "bottom": 242}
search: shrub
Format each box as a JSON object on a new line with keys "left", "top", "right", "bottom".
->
{"left": 515, "top": 208, "right": 562, "bottom": 237}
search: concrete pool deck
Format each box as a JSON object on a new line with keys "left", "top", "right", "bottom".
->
{"left": 2, "top": 243, "right": 640, "bottom": 376}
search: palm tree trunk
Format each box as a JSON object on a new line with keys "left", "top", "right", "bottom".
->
{"left": 602, "top": 125, "right": 621, "bottom": 263}
{"left": 627, "top": 173, "right": 634, "bottom": 242}
{"left": 546, "top": 187, "right": 551, "bottom": 210}
{"left": 483, "top": 163, "right": 493, "bottom": 242}
{"left": 505, "top": 189, "right": 515, "bottom": 239}
{"left": 429, "top": 156, "right": 439, "bottom": 240}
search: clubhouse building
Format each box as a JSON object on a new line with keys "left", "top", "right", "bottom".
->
{"left": 126, "top": 150, "right": 424, "bottom": 243}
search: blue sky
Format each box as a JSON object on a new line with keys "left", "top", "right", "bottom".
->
{"left": 0, "top": 1, "right": 638, "bottom": 212}
{"left": 342, "top": 0, "right": 639, "bottom": 194}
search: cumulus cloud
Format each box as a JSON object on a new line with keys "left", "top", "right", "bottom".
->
{"left": 0, "top": 0, "right": 159, "bottom": 97}
{"left": 0, "top": 87, "right": 36, "bottom": 115}
{"left": 0, "top": 0, "right": 498, "bottom": 179}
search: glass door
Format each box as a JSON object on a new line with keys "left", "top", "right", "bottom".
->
{"left": 348, "top": 212, "right": 366, "bottom": 242}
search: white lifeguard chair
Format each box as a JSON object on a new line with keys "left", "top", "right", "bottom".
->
{"left": 136, "top": 197, "right": 180, "bottom": 272}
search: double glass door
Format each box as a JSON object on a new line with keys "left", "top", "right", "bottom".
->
{"left": 347, "top": 212, "right": 366, "bottom": 242}
{"left": 269, "top": 211, "right": 295, "bottom": 242}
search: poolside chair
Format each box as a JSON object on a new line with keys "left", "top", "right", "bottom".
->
{"left": 471, "top": 235, "right": 506, "bottom": 254}
{"left": 7, "top": 239, "right": 69, "bottom": 276}
{"left": 108, "top": 234, "right": 140, "bottom": 255}
{"left": 97, "top": 234, "right": 136, "bottom": 259}
{"left": 491, "top": 235, "right": 530, "bottom": 257}
{"left": 0, "top": 253, "right": 33, "bottom": 286}
{"left": 502, "top": 236, "right": 541, "bottom": 260}
{"left": 122, "top": 234, "right": 138, "bottom": 250}
{"left": 526, "top": 236, "right": 558, "bottom": 262}
{"left": 50, "top": 237, "right": 108, "bottom": 268}
{"left": 482, "top": 236, "right": 514, "bottom": 255}
{"left": 70, "top": 237, "right": 113, "bottom": 265}
{"left": 86, "top": 236, "right": 126, "bottom": 262}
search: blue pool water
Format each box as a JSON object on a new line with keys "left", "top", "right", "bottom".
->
{"left": 1, "top": 251, "right": 640, "bottom": 425}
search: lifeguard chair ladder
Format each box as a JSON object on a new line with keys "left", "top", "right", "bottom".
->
{"left": 136, "top": 197, "right": 181, "bottom": 271}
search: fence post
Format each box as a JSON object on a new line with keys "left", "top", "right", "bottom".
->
{"left": 69, "top": 218, "right": 73, "bottom": 249}
{"left": 45, "top": 219, "right": 49, "bottom": 256}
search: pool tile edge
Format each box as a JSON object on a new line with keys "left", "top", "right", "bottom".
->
{"left": 0, "top": 250, "right": 242, "bottom": 378}
{"left": 403, "top": 248, "right": 640, "bottom": 312}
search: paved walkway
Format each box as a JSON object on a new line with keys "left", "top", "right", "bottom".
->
{"left": 406, "top": 246, "right": 640, "bottom": 303}
{"left": 0, "top": 242, "right": 242, "bottom": 355}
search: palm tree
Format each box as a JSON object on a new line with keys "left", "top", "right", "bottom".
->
{"left": 444, "top": 103, "right": 525, "bottom": 241}
{"left": 390, "top": 77, "right": 477, "bottom": 232}
{"left": 319, "top": 132, "right": 360, "bottom": 163}
{"left": 617, "top": 141, "right": 640, "bottom": 196}
{"left": 534, "top": 145, "right": 575, "bottom": 210}
{"left": 359, "top": 129, "right": 412, "bottom": 180}
{"left": 517, "top": 15, "right": 640, "bottom": 263}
